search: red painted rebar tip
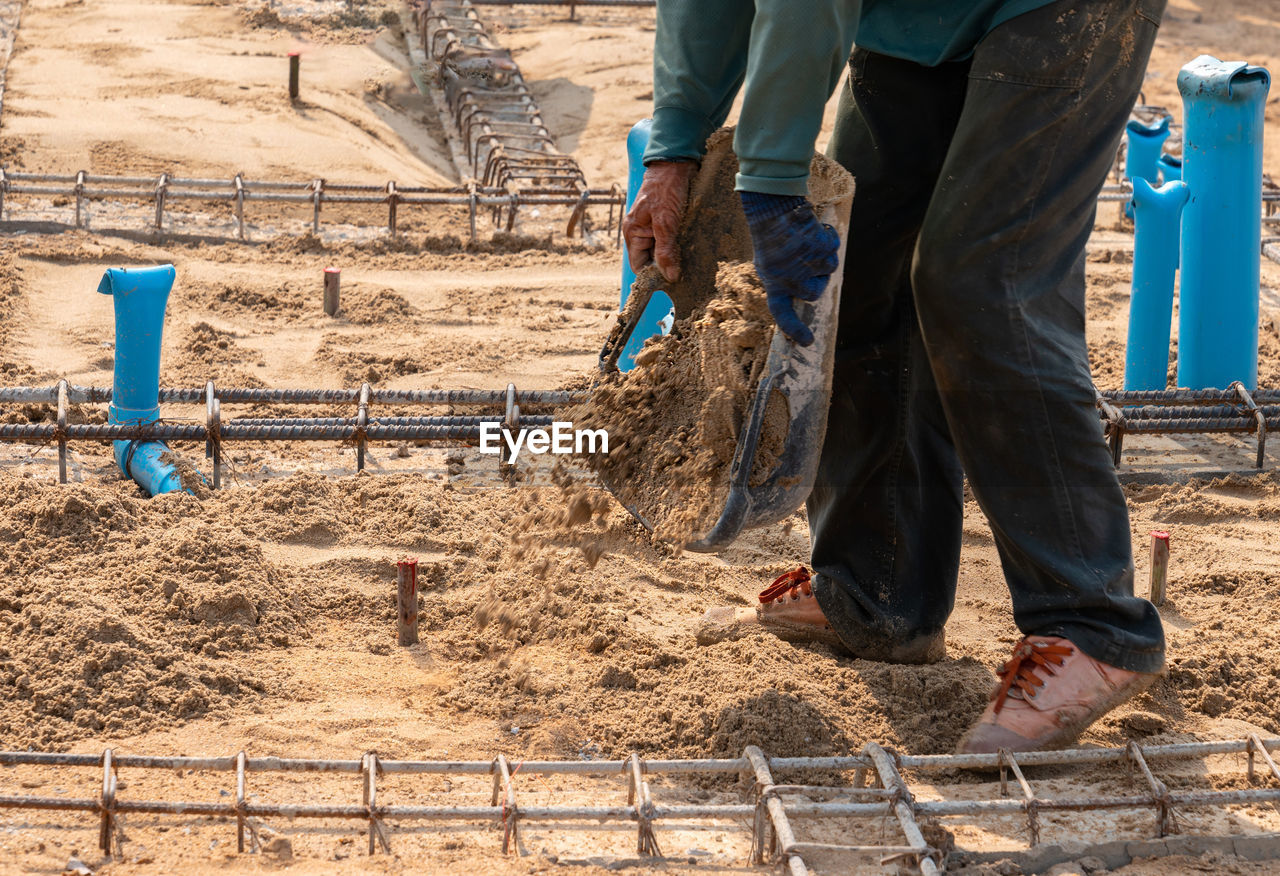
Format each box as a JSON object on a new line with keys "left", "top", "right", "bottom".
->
{"left": 397, "top": 557, "right": 418, "bottom": 595}
{"left": 324, "top": 266, "right": 340, "bottom": 274}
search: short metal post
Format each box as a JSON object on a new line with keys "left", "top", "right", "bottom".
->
{"left": 1149, "top": 530, "right": 1170, "bottom": 606}
{"left": 56, "top": 379, "right": 69, "bottom": 484}
{"left": 233, "top": 173, "right": 246, "bottom": 241}
{"left": 323, "top": 267, "right": 341, "bottom": 317}
{"left": 74, "top": 170, "right": 86, "bottom": 229}
{"left": 396, "top": 558, "right": 419, "bottom": 646}
{"left": 311, "top": 178, "right": 324, "bottom": 232}
{"left": 154, "top": 173, "right": 168, "bottom": 230}
{"left": 355, "top": 382, "right": 370, "bottom": 472}
{"left": 288, "top": 52, "right": 300, "bottom": 101}
{"left": 386, "top": 181, "right": 398, "bottom": 236}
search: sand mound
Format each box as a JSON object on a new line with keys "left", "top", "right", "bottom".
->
{"left": 0, "top": 477, "right": 302, "bottom": 746}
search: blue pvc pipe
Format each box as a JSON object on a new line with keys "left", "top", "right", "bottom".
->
{"left": 1124, "top": 177, "right": 1189, "bottom": 391}
{"left": 617, "top": 118, "right": 674, "bottom": 371}
{"left": 1176, "top": 55, "right": 1270, "bottom": 391}
{"left": 1125, "top": 115, "right": 1171, "bottom": 184}
{"left": 1123, "top": 115, "right": 1170, "bottom": 219}
{"left": 1158, "top": 154, "right": 1182, "bottom": 183}
{"left": 97, "top": 265, "right": 194, "bottom": 496}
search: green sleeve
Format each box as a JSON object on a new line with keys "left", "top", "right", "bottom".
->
{"left": 734, "top": 2, "right": 860, "bottom": 195}
{"left": 644, "top": 0, "right": 755, "bottom": 166}
{"left": 643, "top": 1, "right": 859, "bottom": 198}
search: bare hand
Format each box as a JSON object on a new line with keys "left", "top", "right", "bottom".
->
{"left": 622, "top": 160, "right": 697, "bottom": 283}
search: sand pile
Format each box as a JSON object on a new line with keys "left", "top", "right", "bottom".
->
{"left": 0, "top": 477, "right": 302, "bottom": 746}
{"left": 162, "top": 321, "right": 267, "bottom": 388}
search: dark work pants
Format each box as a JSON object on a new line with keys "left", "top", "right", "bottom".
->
{"left": 810, "top": 0, "right": 1167, "bottom": 673}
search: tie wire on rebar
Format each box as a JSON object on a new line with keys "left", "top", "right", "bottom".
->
{"left": 3, "top": 737, "right": 1280, "bottom": 874}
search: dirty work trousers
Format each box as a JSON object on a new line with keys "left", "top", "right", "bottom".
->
{"left": 809, "top": 0, "right": 1167, "bottom": 673}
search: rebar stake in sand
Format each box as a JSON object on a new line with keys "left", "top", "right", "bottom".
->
{"left": 396, "top": 558, "right": 419, "bottom": 646}
{"left": 1150, "top": 530, "right": 1170, "bottom": 606}
{"left": 288, "top": 52, "right": 300, "bottom": 101}
{"left": 323, "top": 267, "right": 340, "bottom": 317}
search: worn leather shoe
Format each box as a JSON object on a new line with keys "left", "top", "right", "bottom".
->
{"left": 957, "top": 636, "right": 1161, "bottom": 754}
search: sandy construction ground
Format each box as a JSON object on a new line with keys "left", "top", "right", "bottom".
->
{"left": 2, "top": 1, "right": 1280, "bottom": 874}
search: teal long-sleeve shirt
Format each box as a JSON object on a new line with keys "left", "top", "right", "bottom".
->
{"left": 644, "top": 0, "right": 1055, "bottom": 196}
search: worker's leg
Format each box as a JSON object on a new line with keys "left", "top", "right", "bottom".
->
{"left": 807, "top": 51, "right": 971, "bottom": 662}
{"left": 911, "top": 0, "right": 1166, "bottom": 673}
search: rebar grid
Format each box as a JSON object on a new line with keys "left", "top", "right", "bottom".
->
{"left": 0, "top": 169, "right": 623, "bottom": 242}
{"left": 413, "top": 0, "right": 594, "bottom": 220}
{"left": 3, "top": 381, "right": 1278, "bottom": 485}
{"left": 1095, "top": 382, "right": 1279, "bottom": 470}
{"left": 0, "top": 380, "right": 584, "bottom": 486}
{"left": 2, "top": 737, "right": 1278, "bottom": 872}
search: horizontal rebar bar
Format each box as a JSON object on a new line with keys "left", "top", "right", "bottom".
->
{"left": 4, "top": 736, "right": 1274, "bottom": 775}
{"left": 0, "top": 422, "right": 502, "bottom": 442}
{"left": 1117, "top": 404, "right": 1280, "bottom": 421}
{"left": 1101, "top": 388, "right": 1280, "bottom": 405}
{"left": 226, "top": 415, "right": 554, "bottom": 428}
{"left": 0, "top": 385, "right": 585, "bottom": 406}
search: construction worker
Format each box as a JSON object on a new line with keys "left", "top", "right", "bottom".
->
{"left": 623, "top": 0, "right": 1168, "bottom": 753}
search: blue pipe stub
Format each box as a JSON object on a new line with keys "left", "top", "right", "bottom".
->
{"left": 618, "top": 118, "right": 675, "bottom": 371}
{"left": 97, "top": 264, "right": 197, "bottom": 496}
{"left": 1124, "top": 178, "right": 1189, "bottom": 391}
{"left": 1176, "top": 55, "right": 1270, "bottom": 391}
{"left": 1157, "top": 154, "right": 1182, "bottom": 183}
{"left": 1123, "top": 115, "right": 1171, "bottom": 220}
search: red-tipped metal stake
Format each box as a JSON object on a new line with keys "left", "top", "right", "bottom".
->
{"left": 1149, "top": 530, "right": 1170, "bottom": 606}
{"left": 396, "top": 558, "right": 419, "bottom": 646}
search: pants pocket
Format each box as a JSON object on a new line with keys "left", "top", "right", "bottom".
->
{"left": 969, "top": 0, "right": 1112, "bottom": 90}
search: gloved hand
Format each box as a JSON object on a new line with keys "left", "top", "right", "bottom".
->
{"left": 739, "top": 192, "right": 840, "bottom": 346}
{"left": 622, "top": 159, "right": 699, "bottom": 282}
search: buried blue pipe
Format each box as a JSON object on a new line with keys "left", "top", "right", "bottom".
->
{"left": 1176, "top": 55, "right": 1270, "bottom": 391}
{"left": 1124, "top": 177, "right": 1189, "bottom": 391}
{"left": 97, "top": 265, "right": 194, "bottom": 496}
{"left": 617, "top": 118, "right": 674, "bottom": 371}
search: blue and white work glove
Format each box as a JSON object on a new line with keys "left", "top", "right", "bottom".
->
{"left": 739, "top": 192, "right": 840, "bottom": 346}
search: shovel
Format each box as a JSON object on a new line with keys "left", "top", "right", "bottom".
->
{"left": 598, "top": 131, "right": 854, "bottom": 552}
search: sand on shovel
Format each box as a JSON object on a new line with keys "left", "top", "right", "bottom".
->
{"left": 573, "top": 129, "right": 853, "bottom": 546}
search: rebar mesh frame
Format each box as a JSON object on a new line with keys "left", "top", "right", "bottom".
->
{"left": 0, "top": 170, "right": 624, "bottom": 243}
{"left": 3, "top": 737, "right": 1279, "bottom": 873}
{"left": 0, "top": 380, "right": 585, "bottom": 487}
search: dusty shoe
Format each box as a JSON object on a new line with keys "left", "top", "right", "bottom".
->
{"left": 957, "top": 636, "right": 1161, "bottom": 754}
{"left": 697, "top": 568, "right": 846, "bottom": 649}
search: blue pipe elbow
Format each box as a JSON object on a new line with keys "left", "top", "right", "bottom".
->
{"left": 618, "top": 118, "right": 674, "bottom": 371}
{"left": 1124, "top": 178, "right": 1189, "bottom": 391}
{"left": 98, "top": 265, "right": 198, "bottom": 496}
{"left": 1176, "top": 55, "right": 1270, "bottom": 391}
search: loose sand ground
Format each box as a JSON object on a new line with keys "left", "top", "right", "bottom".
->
{"left": 2, "top": 1, "right": 1280, "bottom": 874}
